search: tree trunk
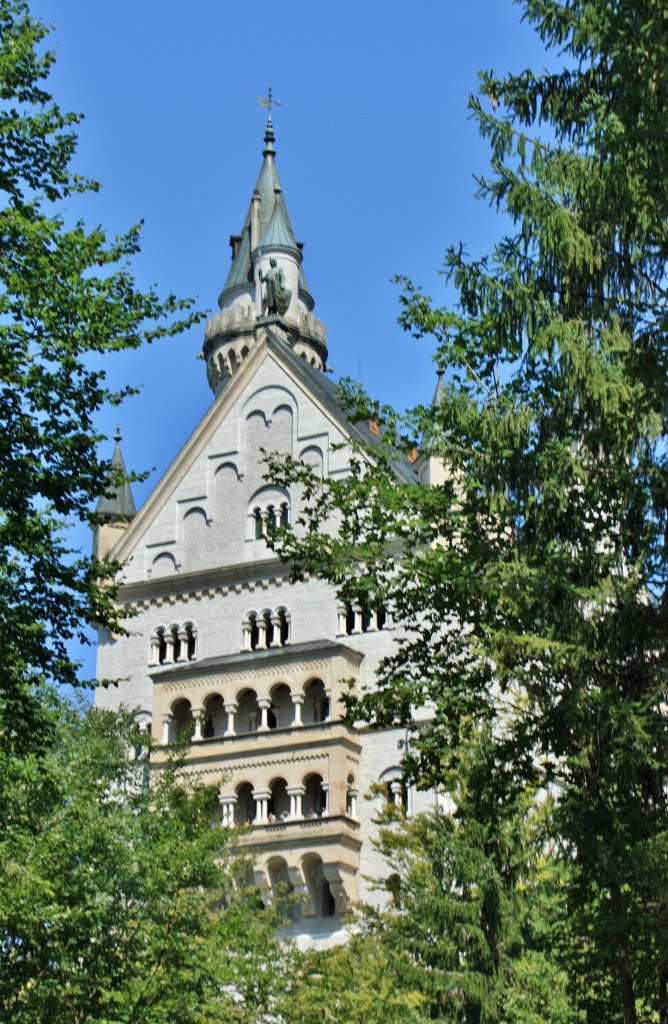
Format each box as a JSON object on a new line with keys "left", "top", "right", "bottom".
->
{"left": 609, "top": 881, "right": 637, "bottom": 1024}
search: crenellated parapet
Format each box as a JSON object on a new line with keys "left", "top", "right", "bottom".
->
{"left": 204, "top": 304, "right": 257, "bottom": 344}
{"left": 203, "top": 305, "right": 257, "bottom": 395}
{"left": 202, "top": 302, "right": 328, "bottom": 395}
{"left": 287, "top": 310, "right": 328, "bottom": 372}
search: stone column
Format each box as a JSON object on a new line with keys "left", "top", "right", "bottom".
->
{"left": 149, "top": 635, "right": 161, "bottom": 665}
{"left": 241, "top": 620, "right": 252, "bottom": 651}
{"left": 270, "top": 613, "right": 282, "bottom": 647}
{"left": 258, "top": 697, "right": 272, "bottom": 732}
{"left": 287, "top": 785, "right": 305, "bottom": 819}
{"left": 176, "top": 629, "right": 189, "bottom": 661}
{"left": 164, "top": 630, "right": 176, "bottom": 663}
{"left": 347, "top": 788, "right": 359, "bottom": 818}
{"left": 368, "top": 609, "right": 379, "bottom": 632}
{"left": 352, "top": 604, "right": 363, "bottom": 634}
{"left": 191, "top": 708, "right": 205, "bottom": 742}
{"left": 252, "top": 789, "right": 271, "bottom": 824}
{"left": 224, "top": 701, "right": 238, "bottom": 736}
{"left": 390, "top": 780, "right": 404, "bottom": 807}
{"left": 321, "top": 781, "right": 329, "bottom": 817}
{"left": 219, "top": 794, "right": 238, "bottom": 828}
{"left": 161, "top": 713, "right": 174, "bottom": 745}
{"left": 257, "top": 617, "right": 268, "bottom": 650}
{"left": 291, "top": 693, "right": 304, "bottom": 727}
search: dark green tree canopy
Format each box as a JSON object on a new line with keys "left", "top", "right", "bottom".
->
{"left": 0, "top": 0, "right": 200, "bottom": 744}
{"left": 268, "top": 3, "right": 668, "bottom": 1022}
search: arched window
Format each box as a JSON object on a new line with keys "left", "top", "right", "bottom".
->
{"left": 303, "top": 773, "right": 327, "bottom": 817}
{"left": 270, "top": 684, "right": 292, "bottom": 730}
{"left": 237, "top": 689, "right": 260, "bottom": 733}
{"left": 247, "top": 487, "right": 290, "bottom": 541}
{"left": 171, "top": 699, "right": 193, "bottom": 742}
{"left": 235, "top": 782, "right": 255, "bottom": 826}
{"left": 302, "top": 854, "right": 336, "bottom": 919}
{"left": 203, "top": 694, "right": 226, "bottom": 739}
{"left": 156, "top": 627, "right": 167, "bottom": 664}
{"left": 185, "top": 622, "right": 197, "bottom": 660}
{"left": 243, "top": 609, "right": 290, "bottom": 651}
{"left": 253, "top": 508, "right": 263, "bottom": 540}
{"left": 303, "top": 679, "right": 329, "bottom": 725}
{"left": 249, "top": 613, "right": 259, "bottom": 651}
{"left": 268, "top": 778, "right": 290, "bottom": 821}
{"left": 380, "top": 768, "right": 409, "bottom": 817}
{"left": 267, "top": 857, "right": 298, "bottom": 921}
{"left": 277, "top": 607, "right": 290, "bottom": 645}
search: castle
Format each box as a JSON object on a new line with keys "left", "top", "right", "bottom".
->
{"left": 94, "top": 110, "right": 438, "bottom": 947}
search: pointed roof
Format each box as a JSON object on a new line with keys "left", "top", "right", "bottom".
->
{"left": 420, "top": 371, "right": 447, "bottom": 453}
{"left": 219, "top": 115, "right": 311, "bottom": 308}
{"left": 257, "top": 186, "right": 299, "bottom": 252}
{"left": 96, "top": 430, "right": 137, "bottom": 519}
{"left": 431, "top": 370, "right": 446, "bottom": 408}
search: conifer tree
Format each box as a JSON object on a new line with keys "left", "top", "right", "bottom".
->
{"left": 269, "top": 3, "right": 668, "bottom": 1021}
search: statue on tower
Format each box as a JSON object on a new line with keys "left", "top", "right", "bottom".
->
{"left": 259, "top": 258, "right": 291, "bottom": 316}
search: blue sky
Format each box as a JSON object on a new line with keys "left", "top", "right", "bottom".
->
{"left": 32, "top": 0, "right": 552, "bottom": 680}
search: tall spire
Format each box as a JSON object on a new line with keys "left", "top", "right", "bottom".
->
{"left": 203, "top": 101, "right": 327, "bottom": 395}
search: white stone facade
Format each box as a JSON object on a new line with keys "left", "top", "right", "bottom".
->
{"left": 95, "top": 125, "right": 430, "bottom": 946}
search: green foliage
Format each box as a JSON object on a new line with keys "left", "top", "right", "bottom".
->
{"left": 0, "top": 0, "right": 201, "bottom": 745}
{"left": 362, "top": 732, "right": 583, "bottom": 1024}
{"left": 0, "top": 697, "right": 290, "bottom": 1024}
{"left": 268, "top": 3, "right": 668, "bottom": 1022}
{"left": 278, "top": 932, "right": 426, "bottom": 1024}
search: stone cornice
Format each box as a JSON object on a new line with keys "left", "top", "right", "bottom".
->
{"left": 118, "top": 556, "right": 297, "bottom": 609}
{"left": 149, "top": 638, "right": 363, "bottom": 684}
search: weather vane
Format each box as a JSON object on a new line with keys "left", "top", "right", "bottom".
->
{"left": 257, "top": 86, "right": 283, "bottom": 114}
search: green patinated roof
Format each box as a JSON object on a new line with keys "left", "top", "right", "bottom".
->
{"left": 96, "top": 437, "right": 136, "bottom": 519}
{"left": 431, "top": 372, "right": 446, "bottom": 407}
{"left": 219, "top": 116, "right": 311, "bottom": 308}
{"left": 257, "top": 188, "right": 299, "bottom": 252}
{"left": 221, "top": 221, "right": 253, "bottom": 292}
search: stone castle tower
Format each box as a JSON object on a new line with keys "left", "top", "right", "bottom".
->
{"left": 94, "top": 111, "right": 434, "bottom": 947}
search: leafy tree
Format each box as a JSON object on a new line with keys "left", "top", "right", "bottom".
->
{"left": 268, "top": 3, "right": 668, "bottom": 1022}
{"left": 0, "top": 0, "right": 199, "bottom": 746}
{"left": 278, "top": 930, "right": 425, "bottom": 1024}
{"left": 0, "top": 696, "right": 292, "bottom": 1024}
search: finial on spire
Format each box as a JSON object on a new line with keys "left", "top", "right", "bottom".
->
{"left": 114, "top": 425, "right": 122, "bottom": 444}
{"left": 257, "top": 86, "right": 282, "bottom": 155}
{"left": 257, "top": 85, "right": 282, "bottom": 115}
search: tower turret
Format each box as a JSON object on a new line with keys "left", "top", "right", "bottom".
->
{"left": 203, "top": 107, "right": 327, "bottom": 395}
{"left": 92, "top": 429, "right": 137, "bottom": 559}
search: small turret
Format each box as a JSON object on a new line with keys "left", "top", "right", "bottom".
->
{"left": 415, "top": 372, "right": 450, "bottom": 487}
{"left": 203, "top": 102, "right": 327, "bottom": 396}
{"left": 93, "top": 429, "right": 137, "bottom": 559}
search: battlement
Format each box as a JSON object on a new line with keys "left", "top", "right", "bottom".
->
{"left": 205, "top": 304, "right": 256, "bottom": 344}
{"left": 294, "top": 310, "right": 327, "bottom": 347}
